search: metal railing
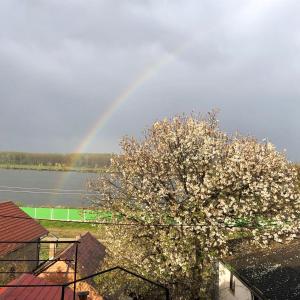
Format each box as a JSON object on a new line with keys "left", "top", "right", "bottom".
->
{"left": 0, "top": 241, "right": 170, "bottom": 300}
{"left": 64, "top": 266, "right": 170, "bottom": 300}
{"left": 0, "top": 240, "right": 79, "bottom": 300}
{"left": 0, "top": 266, "right": 170, "bottom": 300}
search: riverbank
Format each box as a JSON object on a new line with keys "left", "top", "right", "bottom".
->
{"left": 0, "top": 151, "right": 113, "bottom": 172}
{"left": 0, "top": 164, "right": 106, "bottom": 173}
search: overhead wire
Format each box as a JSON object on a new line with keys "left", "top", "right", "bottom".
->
{"left": 0, "top": 185, "right": 88, "bottom": 192}
{"left": 0, "top": 185, "right": 98, "bottom": 195}
{"left": 0, "top": 189, "right": 97, "bottom": 195}
{"left": 0, "top": 212, "right": 208, "bottom": 227}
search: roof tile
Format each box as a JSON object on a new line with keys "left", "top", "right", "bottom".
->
{"left": 0, "top": 274, "right": 77, "bottom": 300}
{"left": 0, "top": 201, "right": 48, "bottom": 256}
{"left": 58, "top": 232, "right": 106, "bottom": 277}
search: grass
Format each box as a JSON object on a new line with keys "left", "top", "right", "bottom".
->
{"left": 39, "top": 219, "right": 103, "bottom": 238}
{"left": 38, "top": 220, "right": 106, "bottom": 259}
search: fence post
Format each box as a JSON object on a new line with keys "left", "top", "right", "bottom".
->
{"left": 34, "top": 207, "right": 37, "bottom": 218}
{"left": 67, "top": 208, "right": 70, "bottom": 221}
{"left": 73, "top": 242, "right": 79, "bottom": 300}
{"left": 166, "top": 288, "right": 170, "bottom": 300}
{"left": 61, "top": 285, "right": 65, "bottom": 300}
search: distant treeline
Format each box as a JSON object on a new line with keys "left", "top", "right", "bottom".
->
{"left": 0, "top": 151, "right": 112, "bottom": 170}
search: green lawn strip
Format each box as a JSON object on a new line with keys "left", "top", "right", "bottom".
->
{"left": 39, "top": 219, "right": 102, "bottom": 239}
{"left": 39, "top": 219, "right": 96, "bottom": 230}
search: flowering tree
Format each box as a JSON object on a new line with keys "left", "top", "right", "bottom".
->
{"left": 89, "top": 113, "right": 299, "bottom": 299}
{"left": 296, "top": 164, "right": 300, "bottom": 189}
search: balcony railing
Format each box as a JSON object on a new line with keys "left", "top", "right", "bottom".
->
{"left": 0, "top": 240, "right": 170, "bottom": 300}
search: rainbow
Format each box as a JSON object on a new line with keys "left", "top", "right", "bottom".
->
{"left": 57, "top": 42, "right": 190, "bottom": 189}
{"left": 74, "top": 43, "right": 189, "bottom": 156}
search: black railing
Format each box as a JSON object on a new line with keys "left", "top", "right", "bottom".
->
{"left": 0, "top": 241, "right": 170, "bottom": 299}
{"left": 0, "top": 266, "right": 170, "bottom": 299}
{"left": 64, "top": 266, "right": 170, "bottom": 300}
{"left": 0, "top": 240, "right": 79, "bottom": 299}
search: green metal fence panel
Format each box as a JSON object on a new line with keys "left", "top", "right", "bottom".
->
{"left": 20, "top": 206, "right": 101, "bottom": 222}
{"left": 52, "top": 208, "right": 67, "bottom": 221}
{"left": 22, "top": 207, "right": 35, "bottom": 218}
{"left": 36, "top": 207, "right": 51, "bottom": 219}
{"left": 69, "top": 208, "right": 82, "bottom": 221}
{"left": 84, "top": 209, "right": 96, "bottom": 221}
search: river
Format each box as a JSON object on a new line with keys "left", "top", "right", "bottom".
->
{"left": 0, "top": 169, "right": 98, "bottom": 207}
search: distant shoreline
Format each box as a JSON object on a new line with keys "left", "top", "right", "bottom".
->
{"left": 0, "top": 164, "right": 106, "bottom": 173}
{"left": 0, "top": 151, "right": 112, "bottom": 173}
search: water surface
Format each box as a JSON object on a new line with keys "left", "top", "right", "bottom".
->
{"left": 0, "top": 169, "right": 97, "bottom": 207}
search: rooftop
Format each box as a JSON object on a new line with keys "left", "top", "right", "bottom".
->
{"left": 224, "top": 239, "right": 300, "bottom": 300}
{"left": 0, "top": 274, "right": 77, "bottom": 300}
{"left": 0, "top": 201, "right": 48, "bottom": 256}
{"left": 36, "top": 232, "right": 106, "bottom": 279}
{"left": 59, "top": 232, "right": 106, "bottom": 277}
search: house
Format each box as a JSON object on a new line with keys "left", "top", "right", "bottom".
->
{"left": 0, "top": 273, "right": 78, "bottom": 300}
{"left": 218, "top": 240, "right": 300, "bottom": 300}
{"left": 36, "top": 232, "right": 106, "bottom": 300}
{"left": 0, "top": 201, "right": 48, "bottom": 280}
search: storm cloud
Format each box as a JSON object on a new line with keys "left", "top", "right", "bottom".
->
{"left": 0, "top": 0, "right": 299, "bottom": 160}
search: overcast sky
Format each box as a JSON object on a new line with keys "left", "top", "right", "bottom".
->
{"left": 0, "top": 0, "right": 299, "bottom": 160}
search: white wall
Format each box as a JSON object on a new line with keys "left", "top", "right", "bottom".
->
{"left": 219, "top": 262, "right": 253, "bottom": 300}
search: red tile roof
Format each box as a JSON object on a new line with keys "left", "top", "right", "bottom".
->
{"left": 59, "top": 232, "right": 106, "bottom": 277}
{"left": 0, "top": 201, "right": 48, "bottom": 256}
{"left": 0, "top": 274, "right": 78, "bottom": 300}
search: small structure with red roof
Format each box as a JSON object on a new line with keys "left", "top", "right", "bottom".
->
{"left": 37, "top": 232, "right": 106, "bottom": 300}
{"left": 0, "top": 201, "right": 48, "bottom": 279}
{"left": 0, "top": 274, "right": 78, "bottom": 300}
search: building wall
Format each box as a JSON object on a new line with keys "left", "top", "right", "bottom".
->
{"left": 0, "top": 240, "right": 40, "bottom": 284}
{"left": 218, "top": 262, "right": 253, "bottom": 300}
{"left": 39, "top": 261, "right": 103, "bottom": 300}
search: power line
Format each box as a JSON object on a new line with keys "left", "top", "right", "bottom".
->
{"left": 0, "top": 185, "right": 88, "bottom": 192}
{"left": 0, "top": 212, "right": 207, "bottom": 228}
{"left": 0, "top": 189, "right": 97, "bottom": 196}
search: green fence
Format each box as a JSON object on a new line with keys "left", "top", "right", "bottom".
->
{"left": 21, "top": 207, "right": 112, "bottom": 222}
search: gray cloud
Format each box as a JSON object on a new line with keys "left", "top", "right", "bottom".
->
{"left": 0, "top": 0, "right": 299, "bottom": 160}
